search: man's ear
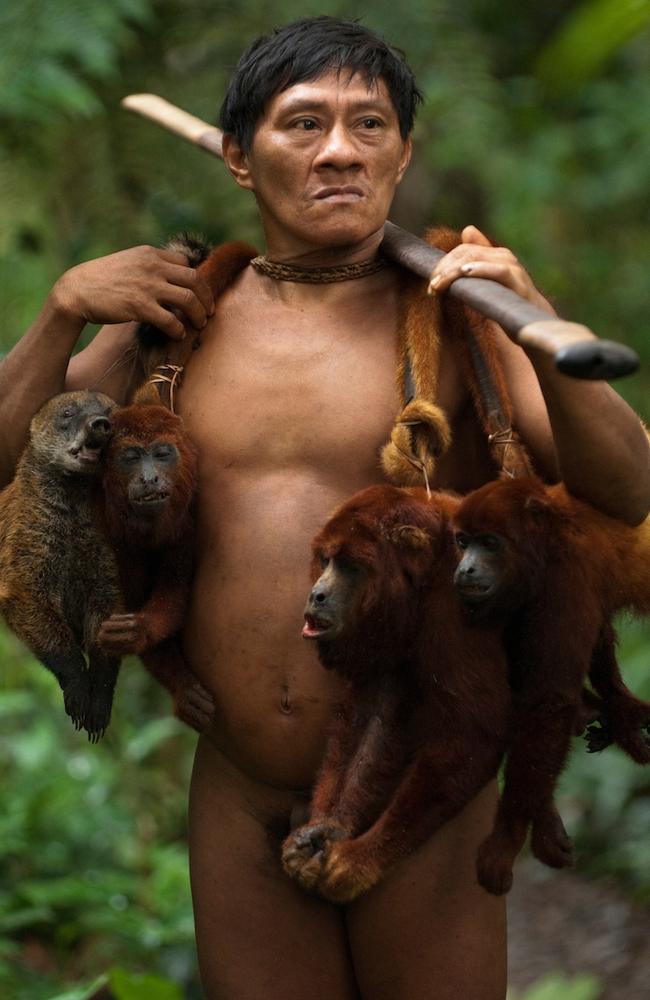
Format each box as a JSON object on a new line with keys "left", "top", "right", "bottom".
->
{"left": 222, "top": 133, "right": 255, "bottom": 191}
{"left": 396, "top": 136, "right": 412, "bottom": 185}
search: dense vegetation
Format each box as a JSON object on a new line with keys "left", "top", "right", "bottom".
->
{"left": 1, "top": 1, "right": 649, "bottom": 996}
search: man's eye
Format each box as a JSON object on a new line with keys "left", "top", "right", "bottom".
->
{"left": 295, "top": 118, "right": 318, "bottom": 131}
{"left": 360, "top": 118, "right": 381, "bottom": 129}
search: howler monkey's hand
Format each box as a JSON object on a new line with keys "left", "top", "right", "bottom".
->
{"left": 173, "top": 681, "right": 216, "bottom": 734}
{"left": 50, "top": 245, "right": 215, "bottom": 341}
{"left": 97, "top": 611, "right": 149, "bottom": 655}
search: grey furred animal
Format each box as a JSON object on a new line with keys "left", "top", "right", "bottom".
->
{"left": 0, "top": 391, "right": 123, "bottom": 740}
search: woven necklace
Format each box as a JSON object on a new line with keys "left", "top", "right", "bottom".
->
{"left": 250, "top": 254, "right": 387, "bottom": 284}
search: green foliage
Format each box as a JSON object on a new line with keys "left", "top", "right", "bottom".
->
{"left": 0, "top": 630, "right": 199, "bottom": 997}
{"left": 508, "top": 972, "right": 602, "bottom": 1000}
{"left": 536, "top": 0, "right": 650, "bottom": 91}
{"left": 558, "top": 617, "right": 650, "bottom": 902}
{"left": 48, "top": 967, "right": 183, "bottom": 1000}
{"left": 0, "top": 0, "right": 153, "bottom": 122}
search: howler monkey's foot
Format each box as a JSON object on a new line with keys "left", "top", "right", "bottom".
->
{"left": 282, "top": 823, "right": 349, "bottom": 891}
{"left": 586, "top": 711, "right": 650, "bottom": 763}
{"left": 476, "top": 843, "right": 514, "bottom": 896}
{"left": 584, "top": 719, "right": 613, "bottom": 753}
{"left": 530, "top": 810, "right": 574, "bottom": 870}
{"left": 319, "top": 841, "right": 382, "bottom": 903}
{"left": 476, "top": 824, "right": 525, "bottom": 896}
{"left": 175, "top": 681, "right": 216, "bottom": 733}
{"left": 62, "top": 674, "right": 92, "bottom": 732}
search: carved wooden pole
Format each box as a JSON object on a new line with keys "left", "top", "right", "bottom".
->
{"left": 121, "top": 94, "right": 639, "bottom": 381}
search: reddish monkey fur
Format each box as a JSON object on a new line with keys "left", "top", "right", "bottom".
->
{"left": 282, "top": 482, "right": 650, "bottom": 902}
{"left": 453, "top": 476, "right": 650, "bottom": 894}
{"left": 97, "top": 392, "right": 214, "bottom": 731}
{"left": 282, "top": 484, "right": 512, "bottom": 903}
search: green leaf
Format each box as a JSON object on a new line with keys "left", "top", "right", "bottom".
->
{"left": 108, "top": 966, "right": 184, "bottom": 1000}
{"left": 509, "top": 972, "right": 602, "bottom": 1000}
{"left": 47, "top": 975, "right": 109, "bottom": 1000}
{"left": 536, "top": 0, "right": 650, "bottom": 92}
{"left": 124, "top": 717, "right": 183, "bottom": 761}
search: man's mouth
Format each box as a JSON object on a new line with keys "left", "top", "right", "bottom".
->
{"left": 302, "top": 613, "right": 332, "bottom": 639}
{"left": 313, "top": 186, "right": 365, "bottom": 202}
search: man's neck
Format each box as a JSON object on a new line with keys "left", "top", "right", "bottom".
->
{"left": 262, "top": 226, "right": 385, "bottom": 268}
{"left": 241, "top": 253, "right": 400, "bottom": 308}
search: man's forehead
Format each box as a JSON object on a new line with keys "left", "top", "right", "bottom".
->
{"left": 265, "top": 70, "right": 395, "bottom": 115}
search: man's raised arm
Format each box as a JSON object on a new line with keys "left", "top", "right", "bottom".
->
{"left": 0, "top": 245, "right": 215, "bottom": 485}
{"left": 431, "top": 226, "right": 650, "bottom": 526}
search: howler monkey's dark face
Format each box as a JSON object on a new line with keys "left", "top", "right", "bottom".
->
{"left": 303, "top": 552, "right": 367, "bottom": 645}
{"left": 453, "top": 531, "right": 513, "bottom": 618}
{"left": 303, "top": 485, "right": 444, "bottom": 673}
{"left": 115, "top": 440, "right": 180, "bottom": 517}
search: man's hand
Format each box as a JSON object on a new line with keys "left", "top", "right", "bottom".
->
{"left": 50, "top": 245, "right": 215, "bottom": 341}
{"left": 428, "top": 225, "right": 555, "bottom": 315}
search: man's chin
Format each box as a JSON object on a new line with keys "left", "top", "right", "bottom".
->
{"left": 291, "top": 219, "right": 386, "bottom": 256}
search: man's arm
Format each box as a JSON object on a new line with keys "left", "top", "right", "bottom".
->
{"left": 0, "top": 245, "right": 215, "bottom": 485}
{"left": 431, "top": 227, "right": 650, "bottom": 525}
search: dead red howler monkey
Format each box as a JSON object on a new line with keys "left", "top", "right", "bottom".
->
{"left": 0, "top": 391, "right": 122, "bottom": 740}
{"left": 453, "top": 476, "right": 650, "bottom": 893}
{"left": 97, "top": 391, "right": 214, "bottom": 731}
{"left": 282, "top": 484, "right": 512, "bottom": 903}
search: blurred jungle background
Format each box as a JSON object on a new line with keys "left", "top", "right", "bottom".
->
{"left": 1, "top": 1, "right": 649, "bottom": 997}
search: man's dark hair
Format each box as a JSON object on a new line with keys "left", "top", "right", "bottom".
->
{"left": 219, "top": 16, "right": 423, "bottom": 151}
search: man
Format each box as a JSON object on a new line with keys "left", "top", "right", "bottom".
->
{"left": 1, "top": 16, "right": 648, "bottom": 1000}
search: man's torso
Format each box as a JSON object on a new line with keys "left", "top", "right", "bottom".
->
{"left": 173, "top": 262, "right": 496, "bottom": 788}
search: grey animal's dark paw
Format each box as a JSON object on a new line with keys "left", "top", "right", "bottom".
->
{"left": 62, "top": 674, "right": 92, "bottom": 732}
{"left": 82, "top": 690, "right": 114, "bottom": 742}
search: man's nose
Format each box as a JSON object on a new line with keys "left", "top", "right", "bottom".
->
{"left": 314, "top": 123, "right": 362, "bottom": 170}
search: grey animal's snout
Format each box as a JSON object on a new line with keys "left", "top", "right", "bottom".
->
{"left": 85, "top": 415, "right": 112, "bottom": 447}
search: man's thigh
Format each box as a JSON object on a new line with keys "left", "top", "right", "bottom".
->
{"left": 346, "top": 781, "right": 507, "bottom": 1000}
{"left": 188, "top": 737, "right": 359, "bottom": 1000}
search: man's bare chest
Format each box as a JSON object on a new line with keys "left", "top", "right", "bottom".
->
{"left": 177, "top": 289, "right": 403, "bottom": 477}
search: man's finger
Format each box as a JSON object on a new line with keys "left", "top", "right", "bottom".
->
{"left": 461, "top": 224, "right": 492, "bottom": 247}
{"left": 165, "top": 263, "right": 215, "bottom": 317}
{"left": 147, "top": 303, "right": 187, "bottom": 340}
{"left": 162, "top": 283, "right": 210, "bottom": 330}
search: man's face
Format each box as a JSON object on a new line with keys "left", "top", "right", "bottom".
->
{"left": 223, "top": 70, "right": 412, "bottom": 256}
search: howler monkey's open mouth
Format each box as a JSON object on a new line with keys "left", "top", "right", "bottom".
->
{"left": 302, "top": 614, "right": 333, "bottom": 640}
{"left": 456, "top": 582, "right": 493, "bottom": 602}
{"left": 132, "top": 491, "right": 170, "bottom": 511}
